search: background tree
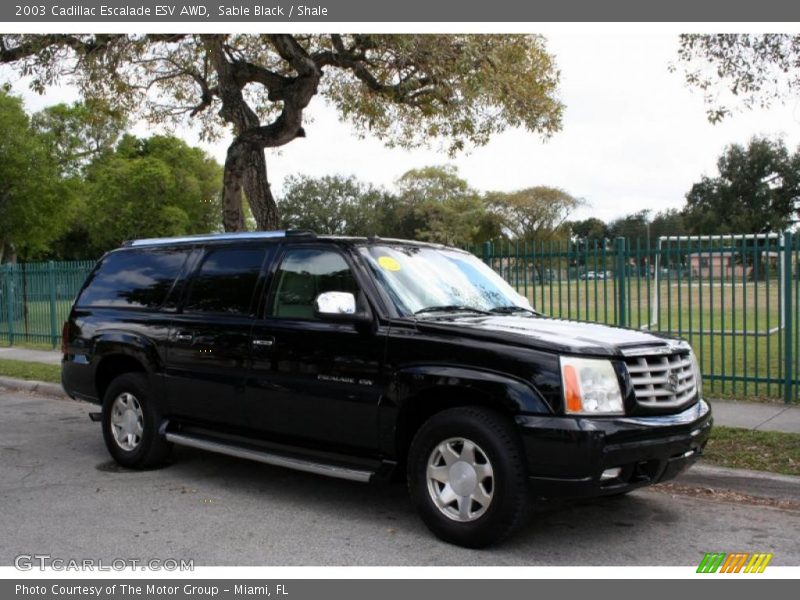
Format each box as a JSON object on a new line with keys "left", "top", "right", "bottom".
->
{"left": 393, "top": 166, "right": 489, "bottom": 245}
{"left": 278, "top": 174, "right": 392, "bottom": 235}
{"left": 608, "top": 210, "right": 651, "bottom": 240}
{"left": 31, "top": 99, "right": 127, "bottom": 176}
{"left": 486, "top": 186, "right": 583, "bottom": 241}
{"left": 0, "top": 34, "right": 563, "bottom": 231}
{"left": 675, "top": 34, "right": 800, "bottom": 123}
{"left": 80, "top": 134, "right": 222, "bottom": 253}
{"left": 569, "top": 217, "right": 608, "bottom": 241}
{"left": 683, "top": 137, "right": 800, "bottom": 234}
{"left": 0, "top": 90, "right": 74, "bottom": 262}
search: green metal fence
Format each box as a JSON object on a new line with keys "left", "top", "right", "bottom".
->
{"left": 0, "top": 261, "right": 95, "bottom": 348}
{"left": 2, "top": 233, "right": 799, "bottom": 403}
{"left": 469, "top": 232, "right": 799, "bottom": 403}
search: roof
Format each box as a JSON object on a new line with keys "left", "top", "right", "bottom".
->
{"left": 122, "top": 230, "right": 450, "bottom": 250}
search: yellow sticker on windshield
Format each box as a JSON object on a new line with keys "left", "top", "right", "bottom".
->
{"left": 378, "top": 256, "right": 401, "bottom": 271}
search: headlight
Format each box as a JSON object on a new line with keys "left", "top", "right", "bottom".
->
{"left": 560, "top": 356, "right": 624, "bottom": 415}
{"left": 689, "top": 349, "right": 703, "bottom": 398}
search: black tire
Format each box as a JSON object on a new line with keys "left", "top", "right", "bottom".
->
{"left": 101, "top": 373, "right": 172, "bottom": 469}
{"left": 407, "top": 406, "right": 528, "bottom": 548}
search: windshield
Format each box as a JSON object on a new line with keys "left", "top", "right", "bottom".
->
{"left": 359, "top": 245, "right": 532, "bottom": 317}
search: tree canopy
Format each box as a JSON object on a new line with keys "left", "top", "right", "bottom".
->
{"left": 0, "top": 34, "right": 563, "bottom": 231}
{"left": 675, "top": 34, "right": 800, "bottom": 123}
{"left": 278, "top": 174, "right": 391, "bottom": 236}
{"left": 486, "top": 186, "right": 582, "bottom": 241}
{"left": 81, "top": 134, "right": 223, "bottom": 252}
{"left": 684, "top": 137, "right": 800, "bottom": 234}
{"left": 0, "top": 90, "right": 74, "bottom": 261}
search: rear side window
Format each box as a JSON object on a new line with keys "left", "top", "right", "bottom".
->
{"left": 77, "top": 249, "right": 189, "bottom": 309}
{"left": 183, "top": 247, "right": 267, "bottom": 315}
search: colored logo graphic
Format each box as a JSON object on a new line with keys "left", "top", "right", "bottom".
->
{"left": 697, "top": 552, "right": 773, "bottom": 573}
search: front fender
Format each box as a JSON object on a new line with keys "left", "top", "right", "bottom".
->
{"left": 378, "top": 364, "right": 552, "bottom": 457}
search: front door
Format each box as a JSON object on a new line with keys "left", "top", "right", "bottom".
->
{"left": 245, "top": 245, "right": 384, "bottom": 452}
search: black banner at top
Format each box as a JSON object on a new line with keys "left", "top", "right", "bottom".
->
{"left": 3, "top": 0, "right": 800, "bottom": 23}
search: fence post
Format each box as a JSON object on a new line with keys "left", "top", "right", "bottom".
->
{"left": 783, "top": 232, "right": 794, "bottom": 404}
{"left": 48, "top": 261, "right": 58, "bottom": 348}
{"left": 615, "top": 237, "right": 628, "bottom": 328}
{"left": 482, "top": 241, "right": 493, "bottom": 266}
{"left": 3, "top": 265, "right": 14, "bottom": 345}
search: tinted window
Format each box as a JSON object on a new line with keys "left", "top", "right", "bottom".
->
{"left": 270, "top": 248, "right": 358, "bottom": 319}
{"left": 184, "top": 247, "right": 267, "bottom": 315}
{"left": 77, "top": 249, "right": 189, "bottom": 308}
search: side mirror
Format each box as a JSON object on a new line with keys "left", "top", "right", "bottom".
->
{"left": 314, "top": 291, "right": 372, "bottom": 323}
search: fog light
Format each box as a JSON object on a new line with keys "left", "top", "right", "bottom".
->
{"left": 601, "top": 467, "right": 622, "bottom": 481}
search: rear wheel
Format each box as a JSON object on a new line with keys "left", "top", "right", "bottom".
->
{"left": 407, "top": 406, "right": 528, "bottom": 548}
{"left": 101, "top": 373, "right": 171, "bottom": 469}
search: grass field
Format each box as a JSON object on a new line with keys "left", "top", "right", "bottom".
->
{"left": 514, "top": 279, "right": 798, "bottom": 402}
{"left": 703, "top": 426, "right": 800, "bottom": 476}
{"left": 2, "top": 278, "right": 798, "bottom": 401}
{"left": 0, "top": 358, "right": 61, "bottom": 383}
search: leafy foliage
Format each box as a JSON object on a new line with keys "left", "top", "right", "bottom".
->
{"left": 80, "top": 134, "right": 222, "bottom": 252}
{"left": 0, "top": 90, "right": 75, "bottom": 260}
{"left": 684, "top": 137, "right": 800, "bottom": 234}
{"left": 278, "top": 174, "right": 392, "bottom": 236}
{"left": 486, "top": 186, "right": 583, "bottom": 241}
{"left": 675, "top": 34, "right": 800, "bottom": 122}
{"left": 0, "top": 34, "right": 564, "bottom": 229}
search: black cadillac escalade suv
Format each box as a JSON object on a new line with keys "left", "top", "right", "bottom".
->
{"left": 62, "top": 230, "right": 712, "bottom": 547}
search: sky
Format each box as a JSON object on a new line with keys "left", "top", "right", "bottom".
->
{"left": 4, "top": 32, "right": 800, "bottom": 224}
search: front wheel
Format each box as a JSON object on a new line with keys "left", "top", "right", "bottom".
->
{"left": 101, "top": 373, "right": 172, "bottom": 469}
{"left": 407, "top": 406, "right": 529, "bottom": 548}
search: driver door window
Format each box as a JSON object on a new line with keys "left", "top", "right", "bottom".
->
{"left": 269, "top": 248, "right": 358, "bottom": 319}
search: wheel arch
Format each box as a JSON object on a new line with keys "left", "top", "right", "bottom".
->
{"left": 381, "top": 365, "right": 551, "bottom": 463}
{"left": 93, "top": 331, "right": 161, "bottom": 401}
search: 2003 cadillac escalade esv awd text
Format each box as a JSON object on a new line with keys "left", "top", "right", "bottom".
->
{"left": 62, "top": 230, "right": 712, "bottom": 547}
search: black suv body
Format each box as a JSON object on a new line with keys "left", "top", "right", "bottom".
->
{"left": 62, "top": 231, "right": 712, "bottom": 547}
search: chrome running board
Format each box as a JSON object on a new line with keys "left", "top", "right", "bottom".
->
{"left": 165, "top": 432, "right": 374, "bottom": 483}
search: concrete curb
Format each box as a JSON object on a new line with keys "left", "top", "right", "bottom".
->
{"left": 0, "top": 376, "right": 69, "bottom": 400}
{"left": 675, "top": 463, "right": 800, "bottom": 503}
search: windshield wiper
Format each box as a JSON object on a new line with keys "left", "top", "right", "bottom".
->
{"left": 414, "top": 305, "right": 491, "bottom": 316}
{"left": 488, "top": 305, "right": 539, "bottom": 315}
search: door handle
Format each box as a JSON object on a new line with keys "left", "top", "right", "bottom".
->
{"left": 175, "top": 332, "right": 194, "bottom": 343}
{"left": 252, "top": 337, "right": 275, "bottom": 348}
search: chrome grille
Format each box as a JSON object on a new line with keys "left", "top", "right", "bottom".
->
{"left": 623, "top": 351, "right": 697, "bottom": 409}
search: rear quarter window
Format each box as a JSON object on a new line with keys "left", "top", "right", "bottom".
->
{"left": 77, "top": 249, "right": 189, "bottom": 309}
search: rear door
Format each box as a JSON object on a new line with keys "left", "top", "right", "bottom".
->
{"left": 164, "top": 244, "right": 272, "bottom": 428}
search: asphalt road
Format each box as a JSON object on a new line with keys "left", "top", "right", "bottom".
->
{"left": 1, "top": 389, "right": 799, "bottom": 566}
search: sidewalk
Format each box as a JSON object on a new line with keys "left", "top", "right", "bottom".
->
{"left": 1, "top": 345, "right": 799, "bottom": 434}
{"left": 0, "top": 346, "right": 62, "bottom": 365}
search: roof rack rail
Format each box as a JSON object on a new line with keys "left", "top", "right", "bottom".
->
{"left": 123, "top": 230, "right": 288, "bottom": 247}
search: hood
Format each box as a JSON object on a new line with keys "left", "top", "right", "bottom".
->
{"left": 416, "top": 314, "right": 681, "bottom": 356}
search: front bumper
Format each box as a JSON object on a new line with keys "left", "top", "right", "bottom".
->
{"left": 516, "top": 399, "right": 713, "bottom": 498}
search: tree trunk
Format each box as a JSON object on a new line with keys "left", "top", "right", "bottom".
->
{"left": 242, "top": 146, "right": 279, "bottom": 230}
{"left": 222, "top": 138, "right": 279, "bottom": 231}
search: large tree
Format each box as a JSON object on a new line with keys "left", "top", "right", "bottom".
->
{"left": 675, "top": 34, "right": 800, "bottom": 122}
{"left": 393, "top": 165, "right": 492, "bottom": 245}
{"left": 485, "top": 186, "right": 583, "bottom": 241}
{"left": 0, "top": 34, "right": 562, "bottom": 231}
{"left": 684, "top": 137, "right": 800, "bottom": 234}
{"left": 81, "top": 134, "right": 222, "bottom": 253}
{"left": 278, "top": 174, "right": 392, "bottom": 236}
{"left": 0, "top": 90, "right": 74, "bottom": 262}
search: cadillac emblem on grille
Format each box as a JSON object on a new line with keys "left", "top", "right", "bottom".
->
{"left": 666, "top": 369, "right": 679, "bottom": 393}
